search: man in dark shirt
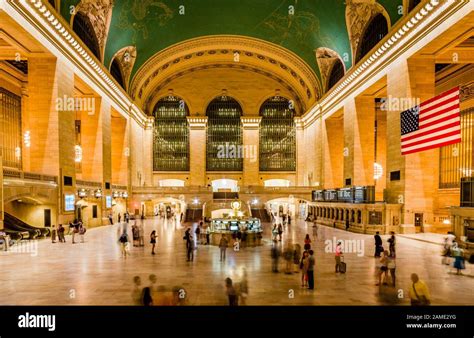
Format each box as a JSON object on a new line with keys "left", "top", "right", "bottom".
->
{"left": 374, "top": 231, "right": 383, "bottom": 257}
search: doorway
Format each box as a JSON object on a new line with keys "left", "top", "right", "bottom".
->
{"left": 44, "top": 209, "right": 51, "bottom": 227}
{"left": 414, "top": 213, "right": 423, "bottom": 233}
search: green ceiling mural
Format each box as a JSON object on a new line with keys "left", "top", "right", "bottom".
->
{"left": 59, "top": 0, "right": 403, "bottom": 83}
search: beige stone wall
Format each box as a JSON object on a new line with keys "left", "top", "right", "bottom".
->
{"left": 375, "top": 108, "right": 387, "bottom": 201}
{"left": 111, "top": 114, "right": 128, "bottom": 185}
{"left": 188, "top": 123, "right": 207, "bottom": 186}
{"left": 242, "top": 120, "right": 260, "bottom": 186}
{"left": 323, "top": 114, "right": 344, "bottom": 189}
{"left": 4, "top": 201, "right": 57, "bottom": 228}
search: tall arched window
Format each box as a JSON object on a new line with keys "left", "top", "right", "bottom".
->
{"left": 72, "top": 12, "right": 101, "bottom": 60}
{"left": 0, "top": 87, "right": 22, "bottom": 169}
{"left": 259, "top": 96, "right": 296, "bottom": 171}
{"left": 327, "top": 59, "right": 345, "bottom": 91}
{"left": 355, "top": 13, "right": 388, "bottom": 64}
{"left": 206, "top": 96, "right": 243, "bottom": 171}
{"left": 110, "top": 58, "right": 125, "bottom": 88}
{"left": 153, "top": 96, "right": 189, "bottom": 171}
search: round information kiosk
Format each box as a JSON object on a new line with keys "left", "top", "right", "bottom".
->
{"left": 204, "top": 200, "right": 263, "bottom": 247}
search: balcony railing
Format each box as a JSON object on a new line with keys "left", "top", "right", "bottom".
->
{"left": 3, "top": 168, "right": 57, "bottom": 184}
{"left": 76, "top": 180, "right": 102, "bottom": 188}
{"left": 131, "top": 185, "right": 314, "bottom": 194}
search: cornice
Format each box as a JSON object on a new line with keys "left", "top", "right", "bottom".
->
{"left": 4, "top": 0, "right": 147, "bottom": 127}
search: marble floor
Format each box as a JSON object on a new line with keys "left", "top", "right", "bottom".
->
{"left": 0, "top": 217, "right": 472, "bottom": 306}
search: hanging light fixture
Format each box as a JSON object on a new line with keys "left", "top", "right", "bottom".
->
{"left": 75, "top": 145, "right": 83, "bottom": 163}
{"left": 23, "top": 131, "right": 31, "bottom": 148}
{"left": 374, "top": 163, "right": 383, "bottom": 180}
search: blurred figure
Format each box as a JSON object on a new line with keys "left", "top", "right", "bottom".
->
{"left": 409, "top": 273, "right": 431, "bottom": 306}
{"left": 183, "top": 228, "right": 191, "bottom": 249}
{"left": 131, "top": 276, "right": 142, "bottom": 305}
{"left": 374, "top": 231, "right": 383, "bottom": 257}
{"left": 284, "top": 243, "right": 294, "bottom": 274}
{"left": 58, "top": 224, "right": 66, "bottom": 243}
{"left": 442, "top": 237, "right": 451, "bottom": 265}
{"left": 51, "top": 225, "right": 57, "bottom": 243}
{"left": 335, "top": 241, "right": 343, "bottom": 273}
{"left": 307, "top": 250, "right": 315, "bottom": 290}
{"left": 187, "top": 235, "right": 195, "bottom": 261}
{"left": 293, "top": 244, "right": 301, "bottom": 273}
{"left": 219, "top": 234, "right": 228, "bottom": 262}
{"left": 205, "top": 224, "right": 211, "bottom": 245}
{"left": 119, "top": 231, "right": 129, "bottom": 257}
{"left": 79, "top": 223, "right": 86, "bottom": 243}
{"left": 138, "top": 221, "right": 145, "bottom": 247}
{"left": 376, "top": 250, "right": 389, "bottom": 286}
{"left": 277, "top": 223, "right": 283, "bottom": 241}
{"left": 300, "top": 251, "right": 309, "bottom": 287}
{"left": 388, "top": 231, "right": 396, "bottom": 257}
{"left": 132, "top": 223, "right": 139, "bottom": 247}
{"left": 272, "top": 224, "right": 278, "bottom": 242}
{"left": 312, "top": 222, "right": 318, "bottom": 240}
{"left": 195, "top": 224, "right": 201, "bottom": 245}
{"left": 118, "top": 213, "right": 121, "bottom": 223}
{"left": 225, "top": 277, "right": 238, "bottom": 306}
{"left": 150, "top": 230, "right": 157, "bottom": 255}
{"left": 452, "top": 242, "right": 465, "bottom": 275}
{"left": 387, "top": 252, "right": 396, "bottom": 287}
{"left": 304, "top": 234, "right": 311, "bottom": 251}
{"left": 142, "top": 287, "right": 153, "bottom": 306}
{"left": 239, "top": 269, "right": 249, "bottom": 305}
{"left": 271, "top": 243, "right": 281, "bottom": 273}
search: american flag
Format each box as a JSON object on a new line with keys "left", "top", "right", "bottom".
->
{"left": 401, "top": 87, "right": 461, "bottom": 155}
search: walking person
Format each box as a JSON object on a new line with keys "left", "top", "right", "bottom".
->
{"left": 79, "top": 223, "right": 86, "bottom": 243}
{"left": 58, "top": 224, "right": 66, "bottom": 243}
{"left": 225, "top": 277, "right": 238, "bottom": 306}
{"left": 387, "top": 253, "right": 396, "bottom": 287}
{"left": 374, "top": 231, "right": 383, "bottom": 257}
{"left": 304, "top": 234, "right": 312, "bottom": 251}
{"left": 452, "top": 242, "right": 465, "bottom": 275}
{"left": 195, "top": 223, "right": 201, "bottom": 245}
{"left": 119, "top": 231, "right": 129, "bottom": 258}
{"left": 183, "top": 228, "right": 191, "bottom": 249}
{"left": 132, "top": 223, "right": 139, "bottom": 247}
{"left": 277, "top": 223, "right": 283, "bottom": 241}
{"left": 335, "top": 241, "right": 343, "bottom": 273}
{"left": 300, "top": 251, "right": 309, "bottom": 287}
{"left": 118, "top": 213, "right": 121, "bottom": 224}
{"left": 51, "top": 225, "right": 57, "bottom": 243}
{"left": 284, "top": 243, "right": 294, "bottom": 274}
{"left": 187, "top": 235, "right": 195, "bottom": 261}
{"left": 71, "top": 220, "right": 79, "bottom": 244}
{"left": 388, "top": 231, "right": 396, "bottom": 257}
{"left": 138, "top": 222, "right": 145, "bottom": 247}
{"left": 312, "top": 222, "right": 318, "bottom": 240}
{"left": 293, "top": 244, "right": 301, "bottom": 273}
{"left": 307, "top": 250, "right": 315, "bottom": 290}
{"left": 219, "top": 234, "right": 228, "bottom": 262}
{"left": 272, "top": 224, "right": 278, "bottom": 242}
{"left": 376, "top": 250, "right": 390, "bottom": 286}
{"left": 271, "top": 243, "right": 280, "bottom": 273}
{"left": 409, "top": 273, "right": 431, "bottom": 306}
{"left": 150, "top": 230, "right": 157, "bottom": 255}
{"left": 239, "top": 269, "right": 249, "bottom": 306}
{"left": 205, "top": 225, "right": 210, "bottom": 245}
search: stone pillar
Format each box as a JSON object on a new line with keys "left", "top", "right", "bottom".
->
{"left": 111, "top": 113, "right": 130, "bottom": 186}
{"left": 101, "top": 99, "right": 112, "bottom": 224}
{"left": 344, "top": 96, "right": 375, "bottom": 186}
{"left": 294, "top": 117, "right": 305, "bottom": 185}
{"left": 386, "top": 57, "right": 436, "bottom": 232}
{"left": 187, "top": 117, "right": 207, "bottom": 186}
{"left": 241, "top": 117, "right": 261, "bottom": 186}
{"left": 323, "top": 116, "right": 344, "bottom": 189}
{"left": 375, "top": 108, "right": 387, "bottom": 201}
{"left": 143, "top": 117, "right": 154, "bottom": 187}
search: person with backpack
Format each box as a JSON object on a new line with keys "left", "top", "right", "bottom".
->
{"left": 150, "top": 230, "right": 157, "bottom": 255}
{"left": 119, "top": 231, "right": 129, "bottom": 257}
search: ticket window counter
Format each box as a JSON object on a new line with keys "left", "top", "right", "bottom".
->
{"left": 210, "top": 218, "right": 263, "bottom": 246}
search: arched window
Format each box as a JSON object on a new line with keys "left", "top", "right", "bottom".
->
{"left": 72, "top": 12, "right": 101, "bottom": 60}
{"left": 407, "top": 0, "right": 422, "bottom": 12}
{"left": 110, "top": 58, "right": 125, "bottom": 88}
{"left": 153, "top": 96, "right": 189, "bottom": 171}
{"left": 355, "top": 14, "right": 388, "bottom": 64}
{"left": 259, "top": 96, "right": 296, "bottom": 171}
{"left": 327, "top": 59, "right": 344, "bottom": 91}
{"left": 206, "top": 96, "right": 243, "bottom": 171}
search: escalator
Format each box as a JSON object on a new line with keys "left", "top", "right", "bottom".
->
{"left": 4, "top": 212, "right": 50, "bottom": 239}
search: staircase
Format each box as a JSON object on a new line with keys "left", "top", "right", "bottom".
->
{"left": 251, "top": 209, "right": 271, "bottom": 223}
{"left": 185, "top": 209, "right": 203, "bottom": 222}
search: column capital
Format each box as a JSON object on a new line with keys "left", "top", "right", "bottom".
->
{"left": 294, "top": 117, "right": 304, "bottom": 130}
{"left": 241, "top": 116, "right": 262, "bottom": 129}
{"left": 145, "top": 116, "right": 154, "bottom": 130}
{"left": 187, "top": 116, "right": 208, "bottom": 129}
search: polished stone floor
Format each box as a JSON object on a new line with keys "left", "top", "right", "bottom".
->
{"left": 0, "top": 217, "right": 472, "bottom": 305}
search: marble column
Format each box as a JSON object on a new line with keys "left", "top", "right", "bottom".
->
{"left": 187, "top": 117, "right": 207, "bottom": 187}
{"left": 241, "top": 117, "right": 261, "bottom": 186}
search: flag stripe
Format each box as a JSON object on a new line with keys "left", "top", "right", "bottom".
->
{"left": 419, "top": 111, "right": 460, "bottom": 129}
{"left": 401, "top": 120, "right": 460, "bottom": 142}
{"left": 421, "top": 87, "right": 459, "bottom": 107}
{"left": 420, "top": 91, "right": 459, "bottom": 112}
{"left": 402, "top": 137, "right": 461, "bottom": 155}
{"left": 402, "top": 127, "right": 461, "bottom": 147}
{"left": 419, "top": 100, "right": 459, "bottom": 122}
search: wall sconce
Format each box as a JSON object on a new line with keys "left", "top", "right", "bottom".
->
{"left": 23, "top": 131, "right": 31, "bottom": 148}
{"left": 113, "top": 191, "right": 119, "bottom": 198}
{"left": 94, "top": 189, "right": 102, "bottom": 198}
{"left": 75, "top": 145, "right": 83, "bottom": 163}
{"left": 374, "top": 163, "right": 383, "bottom": 180}
{"left": 123, "top": 192, "right": 128, "bottom": 198}
{"left": 15, "top": 147, "right": 21, "bottom": 160}
{"left": 78, "top": 189, "right": 87, "bottom": 198}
